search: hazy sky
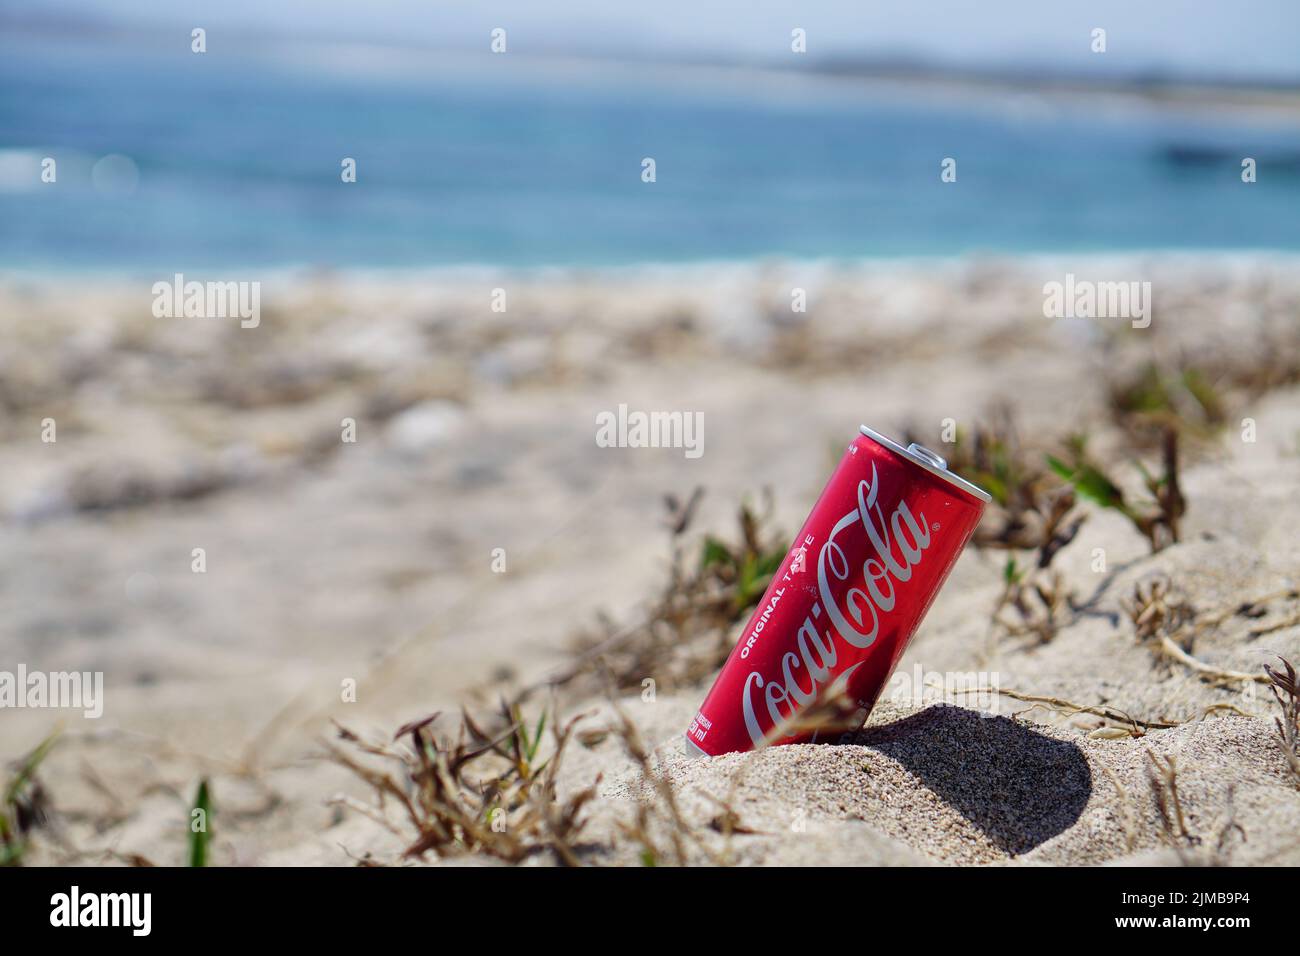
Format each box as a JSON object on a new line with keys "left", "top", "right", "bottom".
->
{"left": 23, "top": 1, "right": 1300, "bottom": 81}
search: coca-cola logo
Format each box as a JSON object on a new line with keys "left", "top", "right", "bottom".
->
{"left": 742, "top": 462, "right": 932, "bottom": 746}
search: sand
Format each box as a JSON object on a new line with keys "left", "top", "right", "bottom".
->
{"left": 2, "top": 254, "right": 1299, "bottom": 866}
{"left": 555, "top": 697, "right": 1298, "bottom": 866}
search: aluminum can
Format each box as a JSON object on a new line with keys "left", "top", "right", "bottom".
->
{"left": 686, "top": 425, "right": 990, "bottom": 756}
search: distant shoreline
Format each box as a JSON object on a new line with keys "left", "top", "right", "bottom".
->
{"left": 7, "top": 248, "right": 1300, "bottom": 286}
{"left": 4, "top": 15, "right": 1300, "bottom": 119}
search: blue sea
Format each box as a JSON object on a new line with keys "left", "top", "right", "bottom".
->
{"left": 2, "top": 33, "right": 1299, "bottom": 271}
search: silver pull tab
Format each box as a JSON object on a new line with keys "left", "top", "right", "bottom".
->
{"left": 907, "top": 442, "right": 948, "bottom": 472}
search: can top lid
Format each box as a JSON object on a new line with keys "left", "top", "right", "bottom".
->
{"left": 859, "top": 425, "right": 993, "bottom": 504}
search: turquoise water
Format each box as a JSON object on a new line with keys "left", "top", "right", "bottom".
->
{"left": 2, "top": 36, "right": 1299, "bottom": 271}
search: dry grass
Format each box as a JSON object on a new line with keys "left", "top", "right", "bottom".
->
{"left": 1108, "top": 360, "right": 1229, "bottom": 449}
{"left": 1125, "top": 576, "right": 1197, "bottom": 647}
{"left": 905, "top": 413, "right": 1092, "bottom": 646}
{"left": 1107, "top": 326, "right": 1300, "bottom": 451}
{"left": 327, "top": 700, "right": 598, "bottom": 865}
{"left": 1143, "top": 751, "right": 1246, "bottom": 865}
{"left": 1048, "top": 426, "right": 1184, "bottom": 553}
{"left": 1125, "top": 577, "right": 1279, "bottom": 686}
{"left": 1265, "top": 657, "right": 1300, "bottom": 786}
{"left": 989, "top": 559, "right": 1074, "bottom": 646}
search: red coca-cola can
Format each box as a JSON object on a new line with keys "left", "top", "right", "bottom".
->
{"left": 686, "top": 425, "right": 990, "bottom": 756}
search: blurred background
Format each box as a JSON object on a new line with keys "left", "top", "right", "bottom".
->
{"left": 3, "top": 0, "right": 1300, "bottom": 269}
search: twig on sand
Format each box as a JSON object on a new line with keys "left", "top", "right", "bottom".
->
{"left": 950, "top": 685, "right": 1254, "bottom": 736}
{"left": 1156, "top": 634, "right": 1269, "bottom": 686}
{"left": 1208, "top": 787, "right": 1247, "bottom": 865}
{"left": 1098, "top": 764, "right": 1138, "bottom": 853}
{"left": 1146, "top": 751, "right": 1196, "bottom": 848}
{"left": 951, "top": 686, "right": 1181, "bottom": 734}
{"left": 1249, "top": 609, "right": 1300, "bottom": 639}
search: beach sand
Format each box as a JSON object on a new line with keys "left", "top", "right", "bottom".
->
{"left": 2, "top": 254, "right": 1299, "bottom": 865}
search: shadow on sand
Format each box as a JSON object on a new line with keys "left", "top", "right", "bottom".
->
{"left": 847, "top": 704, "right": 1092, "bottom": 856}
